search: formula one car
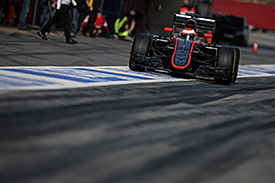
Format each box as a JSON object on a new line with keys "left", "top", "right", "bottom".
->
{"left": 128, "top": 13, "right": 240, "bottom": 85}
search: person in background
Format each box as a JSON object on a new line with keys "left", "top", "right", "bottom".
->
{"left": 179, "top": 0, "right": 200, "bottom": 15}
{"left": 92, "top": 12, "right": 109, "bottom": 37}
{"left": 179, "top": 0, "right": 195, "bottom": 14}
{"left": 69, "top": 0, "right": 84, "bottom": 37}
{"left": 127, "top": 10, "right": 144, "bottom": 37}
{"left": 81, "top": 0, "right": 101, "bottom": 37}
{"left": 37, "top": 0, "right": 80, "bottom": 44}
{"left": 39, "top": 0, "right": 57, "bottom": 35}
{"left": 18, "top": 0, "right": 31, "bottom": 30}
{"left": 114, "top": 10, "right": 144, "bottom": 40}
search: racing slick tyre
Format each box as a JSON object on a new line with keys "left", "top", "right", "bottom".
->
{"left": 128, "top": 33, "right": 151, "bottom": 71}
{"left": 215, "top": 47, "right": 237, "bottom": 85}
{"left": 232, "top": 48, "right": 240, "bottom": 83}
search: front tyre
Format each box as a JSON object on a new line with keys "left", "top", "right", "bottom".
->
{"left": 128, "top": 33, "right": 151, "bottom": 71}
{"left": 215, "top": 47, "right": 237, "bottom": 85}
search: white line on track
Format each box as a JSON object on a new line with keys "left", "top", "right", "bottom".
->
{"left": 0, "top": 65, "right": 275, "bottom": 92}
{"left": 0, "top": 66, "right": 187, "bottom": 92}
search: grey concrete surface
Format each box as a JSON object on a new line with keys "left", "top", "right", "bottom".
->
{"left": 0, "top": 25, "right": 131, "bottom": 67}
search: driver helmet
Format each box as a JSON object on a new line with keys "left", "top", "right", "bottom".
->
{"left": 186, "top": 19, "right": 197, "bottom": 30}
{"left": 181, "top": 28, "right": 196, "bottom": 40}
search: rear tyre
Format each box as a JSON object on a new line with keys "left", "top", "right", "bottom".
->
{"left": 128, "top": 33, "right": 151, "bottom": 71}
{"left": 215, "top": 47, "right": 237, "bottom": 85}
{"left": 232, "top": 48, "right": 240, "bottom": 83}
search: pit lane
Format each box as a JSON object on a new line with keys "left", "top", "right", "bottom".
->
{"left": 0, "top": 30, "right": 275, "bottom": 183}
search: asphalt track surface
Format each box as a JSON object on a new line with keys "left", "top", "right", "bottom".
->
{"left": 1, "top": 27, "right": 275, "bottom": 183}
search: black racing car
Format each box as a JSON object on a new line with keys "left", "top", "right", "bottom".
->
{"left": 128, "top": 13, "right": 240, "bottom": 85}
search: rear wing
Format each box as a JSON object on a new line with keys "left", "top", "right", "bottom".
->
{"left": 173, "top": 14, "right": 216, "bottom": 32}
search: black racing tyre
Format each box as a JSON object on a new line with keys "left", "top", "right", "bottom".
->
{"left": 232, "top": 48, "right": 240, "bottom": 83}
{"left": 215, "top": 47, "right": 237, "bottom": 85}
{"left": 128, "top": 33, "right": 151, "bottom": 71}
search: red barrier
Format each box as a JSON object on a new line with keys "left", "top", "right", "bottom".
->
{"left": 212, "top": 0, "right": 275, "bottom": 30}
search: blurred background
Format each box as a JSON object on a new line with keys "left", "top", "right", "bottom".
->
{"left": 1, "top": 0, "right": 275, "bottom": 42}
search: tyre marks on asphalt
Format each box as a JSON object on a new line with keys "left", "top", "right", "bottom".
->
{"left": 0, "top": 65, "right": 275, "bottom": 92}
